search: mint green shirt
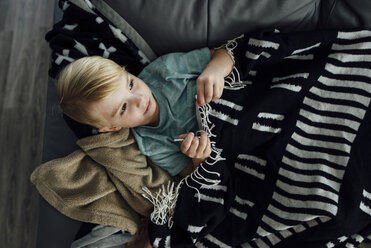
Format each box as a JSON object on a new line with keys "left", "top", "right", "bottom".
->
{"left": 131, "top": 47, "right": 211, "bottom": 176}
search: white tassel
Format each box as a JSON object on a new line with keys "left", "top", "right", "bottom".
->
{"left": 215, "top": 34, "right": 248, "bottom": 90}
{"left": 142, "top": 181, "right": 182, "bottom": 228}
{"left": 224, "top": 66, "right": 247, "bottom": 90}
{"left": 143, "top": 35, "right": 247, "bottom": 226}
{"left": 214, "top": 34, "right": 244, "bottom": 65}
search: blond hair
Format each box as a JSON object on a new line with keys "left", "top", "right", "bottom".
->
{"left": 57, "top": 56, "right": 125, "bottom": 128}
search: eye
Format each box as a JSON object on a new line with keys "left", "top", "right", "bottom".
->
{"left": 120, "top": 103, "right": 127, "bottom": 115}
{"left": 129, "top": 79, "right": 134, "bottom": 91}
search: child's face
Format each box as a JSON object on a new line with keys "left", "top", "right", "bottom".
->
{"left": 90, "top": 72, "right": 160, "bottom": 132}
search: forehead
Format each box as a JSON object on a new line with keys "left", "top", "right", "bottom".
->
{"left": 89, "top": 73, "right": 126, "bottom": 110}
{"left": 111, "top": 70, "right": 128, "bottom": 91}
{"left": 105, "top": 73, "right": 128, "bottom": 103}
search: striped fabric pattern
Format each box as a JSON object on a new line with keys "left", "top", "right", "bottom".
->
{"left": 149, "top": 30, "right": 371, "bottom": 248}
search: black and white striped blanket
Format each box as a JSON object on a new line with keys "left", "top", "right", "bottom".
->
{"left": 45, "top": 0, "right": 148, "bottom": 79}
{"left": 146, "top": 30, "right": 371, "bottom": 248}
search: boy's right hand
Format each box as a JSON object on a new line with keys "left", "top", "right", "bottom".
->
{"left": 178, "top": 131, "right": 211, "bottom": 166}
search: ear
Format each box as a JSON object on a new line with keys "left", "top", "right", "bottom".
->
{"left": 98, "top": 126, "right": 122, "bottom": 133}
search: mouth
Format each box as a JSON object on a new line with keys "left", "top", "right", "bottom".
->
{"left": 145, "top": 99, "right": 151, "bottom": 114}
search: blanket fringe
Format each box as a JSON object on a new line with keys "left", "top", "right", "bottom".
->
{"left": 224, "top": 66, "right": 246, "bottom": 90}
{"left": 183, "top": 36, "right": 249, "bottom": 202}
{"left": 143, "top": 34, "right": 247, "bottom": 227}
{"left": 142, "top": 182, "right": 182, "bottom": 228}
{"left": 216, "top": 34, "right": 246, "bottom": 90}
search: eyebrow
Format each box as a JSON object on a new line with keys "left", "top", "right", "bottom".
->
{"left": 111, "top": 72, "right": 129, "bottom": 117}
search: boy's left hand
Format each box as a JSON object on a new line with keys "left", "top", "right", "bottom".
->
{"left": 196, "top": 48, "right": 234, "bottom": 106}
{"left": 196, "top": 67, "right": 225, "bottom": 107}
{"left": 178, "top": 131, "right": 211, "bottom": 166}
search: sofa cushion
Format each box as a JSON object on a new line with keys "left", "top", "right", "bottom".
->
{"left": 319, "top": 0, "right": 371, "bottom": 29}
{"left": 103, "top": 0, "right": 321, "bottom": 55}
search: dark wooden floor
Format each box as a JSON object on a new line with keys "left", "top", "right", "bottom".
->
{"left": 0, "top": 0, "right": 54, "bottom": 247}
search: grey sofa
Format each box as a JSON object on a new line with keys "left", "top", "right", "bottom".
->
{"left": 37, "top": 0, "right": 371, "bottom": 247}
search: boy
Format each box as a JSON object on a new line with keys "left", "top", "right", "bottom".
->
{"left": 57, "top": 47, "right": 234, "bottom": 177}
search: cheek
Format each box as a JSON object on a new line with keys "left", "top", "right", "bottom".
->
{"left": 139, "top": 81, "right": 150, "bottom": 92}
{"left": 123, "top": 111, "right": 144, "bottom": 127}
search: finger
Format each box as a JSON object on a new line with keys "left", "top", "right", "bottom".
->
{"left": 204, "top": 80, "right": 214, "bottom": 105}
{"left": 196, "top": 78, "right": 205, "bottom": 106}
{"left": 177, "top": 133, "right": 188, "bottom": 139}
{"left": 188, "top": 137, "right": 199, "bottom": 157}
{"left": 205, "top": 136, "right": 211, "bottom": 156}
{"left": 196, "top": 131, "right": 208, "bottom": 155}
{"left": 212, "top": 83, "right": 223, "bottom": 101}
{"left": 218, "top": 83, "right": 224, "bottom": 98}
{"left": 180, "top": 132, "right": 194, "bottom": 153}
